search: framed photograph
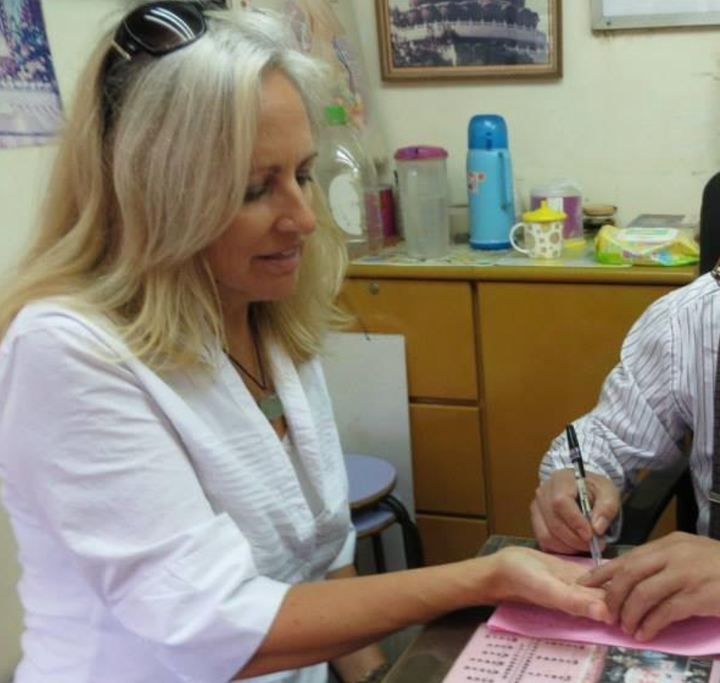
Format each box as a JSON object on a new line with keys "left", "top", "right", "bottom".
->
{"left": 375, "top": 0, "right": 562, "bottom": 81}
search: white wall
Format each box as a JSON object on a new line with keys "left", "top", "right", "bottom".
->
{"left": 352, "top": 1, "right": 720, "bottom": 225}
{"left": 0, "top": 0, "right": 124, "bottom": 276}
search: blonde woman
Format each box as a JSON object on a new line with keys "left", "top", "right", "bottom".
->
{"left": 0, "top": 4, "right": 609, "bottom": 683}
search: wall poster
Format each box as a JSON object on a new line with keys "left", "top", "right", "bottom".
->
{"left": 0, "top": 0, "right": 62, "bottom": 149}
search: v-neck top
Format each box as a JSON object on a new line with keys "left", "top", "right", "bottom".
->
{"left": 282, "top": 433, "right": 324, "bottom": 518}
{"left": 0, "top": 300, "right": 355, "bottom": 683}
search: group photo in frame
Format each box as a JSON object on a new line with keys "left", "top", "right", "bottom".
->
{"left": 375, "top": 0, "right": 562, "bottom": 81}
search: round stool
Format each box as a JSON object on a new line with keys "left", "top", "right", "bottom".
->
{"left": 344, "top": 453, "right": 424, "bottom": 572}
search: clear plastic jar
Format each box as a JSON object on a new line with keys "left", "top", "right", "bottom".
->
{"left": 314, "top": 105, "right": 382, "bottom": 258}
{"left": 394, "top": 145, "right": 450, "bottom": 259}
{"left": 530, "top": 180, "right": 583, "bottom": 241}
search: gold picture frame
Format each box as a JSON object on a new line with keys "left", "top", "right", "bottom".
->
{"left": 375, "top": 0, "right": 562, "bottom": 81}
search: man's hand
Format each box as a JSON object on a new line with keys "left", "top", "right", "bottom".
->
{"left": 580, "top": 532, "right": 720, "bottom": 641}
{"left": 530, "top": 469, "right": 620, "bottom": 555}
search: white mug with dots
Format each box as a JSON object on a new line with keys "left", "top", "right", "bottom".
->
{"left": 509, "top": 200, "right": 567, "bottom": 260}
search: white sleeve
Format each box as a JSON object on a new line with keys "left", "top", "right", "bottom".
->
{"left": 328, "top": 524, "right": 357, "bottom": 572}
{"left": 0, "top": 318, "right": 290, "bottom": 683}
{"left": 539, "top": 292, "right": 687, "bottom": 494}
{"left": 300, "top": 357, "right": 356, "bottom": 572}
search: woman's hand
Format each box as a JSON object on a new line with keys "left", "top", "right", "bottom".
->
{"left": 485, "top": 547, "right": 611, "bottom": 623}
{"left": 580, "top": 532, "right": 720, "bottom": 641}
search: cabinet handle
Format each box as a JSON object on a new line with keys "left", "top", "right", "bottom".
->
{"left": 368, "top": 282, "right": 380, "bottom": 296}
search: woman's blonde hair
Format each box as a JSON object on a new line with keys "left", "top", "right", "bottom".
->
{"left": 0, "top": 8, "right": 348, "bottom": 370}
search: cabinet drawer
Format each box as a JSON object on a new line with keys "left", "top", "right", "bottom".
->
{"left": 417, "top": 514, "right": 488, "bottom": 565}
{"left": 341, "top": 279, "right": 477, "bottom": 401}
{"left": 411, "top": 403, "right": 485, "bottom": 516}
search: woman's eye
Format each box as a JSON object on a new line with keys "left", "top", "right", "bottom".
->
{"left": 244, "top": 184, "right": 267, "bottom": 202}
{"left": 244, "top": 173, "right": 312, "bottom": 202}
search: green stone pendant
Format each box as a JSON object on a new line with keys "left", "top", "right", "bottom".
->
{"left": 259, "top": 393, "right": 284, "bottom": 421}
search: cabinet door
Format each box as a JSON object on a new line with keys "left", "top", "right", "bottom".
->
{"left": 411, "top": 404, "right": 485, "bottom": 516}
{"left": 478, "top": 282, "right": 674, "bottom": 537}
{"left": 341, "top": 280, "right": 477, "bottom": 401}
{"left": 417, "top": 514, "right": 488, "bottom": 565}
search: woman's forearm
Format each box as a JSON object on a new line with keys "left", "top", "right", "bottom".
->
{"left": 326, "top": 564, "right": 388, "bottom": 683}
{"left": 235, "top": 559, "right": 490, "bottom": 679}
{"left": 233, "top": 547, "right": 611, "bottom": 680}
{"left": 330, "top": 644, "right": 386, "bottom": 683}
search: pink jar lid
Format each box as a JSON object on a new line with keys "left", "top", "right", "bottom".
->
{"left": 394, "top": 145, "right": 448, "bottom": 160}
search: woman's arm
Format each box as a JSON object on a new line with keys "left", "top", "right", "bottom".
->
{"left": 236, "top": 547, "right": 610, "bottom": 679}
{"left": 326, "top": 565, "right": 387, "bottom": 683}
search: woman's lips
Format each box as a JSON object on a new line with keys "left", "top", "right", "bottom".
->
{"left": 255, "top": 246, "right": 302, "bottom": 273}
{"left": 258, "top": 246, "right": 300, "bottom": 260}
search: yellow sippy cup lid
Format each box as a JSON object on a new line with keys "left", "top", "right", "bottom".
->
{"left": 522, "top": 199, "right": 567, "bottom": 223}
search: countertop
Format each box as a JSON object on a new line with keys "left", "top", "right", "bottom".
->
{"left": 346, "top": 242, "right": 698, "bottom": 286}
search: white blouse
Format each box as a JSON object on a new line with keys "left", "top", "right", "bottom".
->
{"left": 0, "top": 301, "right": 355, "bottom": 683}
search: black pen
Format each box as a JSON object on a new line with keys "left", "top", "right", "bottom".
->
{"left": 566, "top": 424, "right": 602, "bottom": 566}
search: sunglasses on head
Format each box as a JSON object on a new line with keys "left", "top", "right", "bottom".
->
{"left": 103, "top": 2, "right": 226, "bottom": 130}
{"left": 110, "top": 1, "right": 208, "bottom": 62}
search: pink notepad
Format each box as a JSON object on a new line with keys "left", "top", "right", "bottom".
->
{"left": 487, "top": 553, "right": 720, "bottom": 657}
{"left": 488, "top": 603, "right": 720, "bottom": 656}
{"left": 489, "top": 602, "right": 720, "bottom": 657}
{"left": 442, "top": 624, "right": 720, "bottom": 683}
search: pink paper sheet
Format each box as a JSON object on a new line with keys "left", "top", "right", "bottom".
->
{"left": 488, "top": 602, "right": 720, "bottom": 657}
{"left": 487, "top": 552, "right": 720, "bottom": 657}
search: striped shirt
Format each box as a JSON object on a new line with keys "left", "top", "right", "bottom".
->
{"left": 540, "top": 272, "right": 720, "bottom": 536}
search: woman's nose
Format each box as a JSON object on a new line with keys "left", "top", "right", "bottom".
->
{"left": 277, "top": 182, "right": 316, "bottom": 235}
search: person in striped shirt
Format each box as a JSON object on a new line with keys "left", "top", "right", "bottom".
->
{"left": 531, "top": 270, "right": 720, "bottom": 644}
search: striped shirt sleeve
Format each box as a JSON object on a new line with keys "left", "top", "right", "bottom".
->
{"left": 540, "top": 290, "right": 688, "bottom": 495}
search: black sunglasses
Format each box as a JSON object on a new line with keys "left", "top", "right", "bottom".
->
{"left": 110, "top": 2, "right": 208, "bottom": 62}
{"left": 103, "top": 2, "right": 226, "bottom": 131}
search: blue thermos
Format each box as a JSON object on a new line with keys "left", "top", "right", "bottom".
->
{"left": 467, "top": 114, "right": 516, "bottom": 250}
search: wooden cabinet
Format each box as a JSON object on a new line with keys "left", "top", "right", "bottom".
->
{"left": 341, "top": 278, "right": 485, "bottom": 563}
{"left": 340, "top": 279, "right": 477, "bottom": 400}
{"left": 477, "top": 281, "right": 675, "bottom": 537}
{"left": 410, "top": 404, "right": 485, "bottom": 516}
{"left": 344, "top": 263, "right": 695, "bottom": 564}
{"left": 416, "top": 514, "right": 488, "bottom": 566}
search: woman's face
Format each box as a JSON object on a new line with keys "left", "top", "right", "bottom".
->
{"left": 205, "top": 70, "right": 317, "bottom": 309}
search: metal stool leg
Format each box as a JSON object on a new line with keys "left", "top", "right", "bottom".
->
{"left": 381, "top": 495, "right": 425, "bottom": 568}
{"left": 371, "top": 532, "right": 387, "bottom": 573}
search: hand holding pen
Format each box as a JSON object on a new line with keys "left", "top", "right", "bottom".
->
{"left": 565, "top": 424, "right": 603, "bottom": 566}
